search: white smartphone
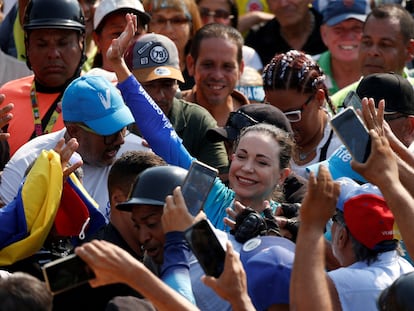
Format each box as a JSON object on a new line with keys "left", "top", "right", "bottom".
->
{"left": 330, "top": 107, "right": 371, "bottom": 163}
{"left": 42, "top": 253, "right": 95, "bottom": 295}
{"left": 181, "top": 161, "right": 218, "bottom": 216}
{"left": 184, "top": 219, "right": 226, "bottom": 278}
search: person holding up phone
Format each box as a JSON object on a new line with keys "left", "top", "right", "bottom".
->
{"left": 291, "top": 165, "right": 413, "bottom": 311}
{"left": 77, "top": 164, "right": 259, "bottom": 311}
{"left": 356, "top": 72, "right": 414, "bottom": 151}
{"left": 353, "top": 97, "right": 414, "bottom": 260}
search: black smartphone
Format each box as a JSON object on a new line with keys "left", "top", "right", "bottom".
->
{"left": 181, "top": 160, "right": 218, "bottom": 216}
{"left": 343, "top": 90, "right": 362, "bottom": 110}
{"left": 42, "top": 253, "right": 95, "bottom": 295}
{"left": 330, "top": 107, "right": 371, "bottom": 163}
{"left": 184, "top": 219, "right": 226, "bottom": 278}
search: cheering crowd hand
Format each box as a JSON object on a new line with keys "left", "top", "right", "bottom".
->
{"left": 106, "top": 13, "right": 137, "bottom": 64}
{"left": 202, "top": 241, "right": 256, "bottom": 311}
{"left": 0, "top": 96, "right": 13, "bottom": 141}
{"left": 300, "top": 166, "right": 340, "bottom": 230}
{"left": 53, "top": 138, "right": 83, "bottom": 179}
{"left": 162, "top": 187, "right": 196, "bottom": 233}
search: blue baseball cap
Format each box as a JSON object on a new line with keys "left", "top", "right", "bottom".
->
{"left": 306, "top": 145, "right": 367, "bottom": 183}
{"left": 240, "top": 236, "right": 295, "bottom": 310}
{"left": 62, "top": 75, "right": 134, "bottom": 135}
{"left": 323, "top": 0, "right": 370, "bottom": 26}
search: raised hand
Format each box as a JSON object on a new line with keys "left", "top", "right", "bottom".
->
{"left": 106, "top": 13, "right": 137, "bottom": 64}
{"left": 162, "top": 186, "right": 195, "bottom": 233}
{"left": 300, "top": 166, "right": 340, "bottom": 230}
{"left": 0, "top": 96, "right": 13, "bottom": 141}
{"left": 53, "top": 137, "right": 82, "bottom": 179}
{"left": 202, "top": 241, "right": 255, "bottom": 311}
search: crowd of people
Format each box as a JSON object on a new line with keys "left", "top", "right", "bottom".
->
{"left": 1, "top": 0, "right": 414, "bottom": 310}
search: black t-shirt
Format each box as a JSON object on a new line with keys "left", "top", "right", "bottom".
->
{"left": 244, "top": 8, "right": 327, "bottom": 66}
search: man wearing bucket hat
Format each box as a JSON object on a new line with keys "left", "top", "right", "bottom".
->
{"left": 291, "top": 166, "right": 413, "bottom": 311}
{"left": 124, "top": 32, "right": 229, "bottom": 179}
{"left": 0, "top": 75, "right": 149, "bottom": 219}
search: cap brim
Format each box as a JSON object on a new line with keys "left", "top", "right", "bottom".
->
{"left": 206, "top": 126, "right": 239, "bottom": 142}
{"left": 326, "top": 14, "right": 366, "bottom": 26}
{"left": 85, "top": 104, "right": 134, "bottom": 135}
{"left": 135, "top": 11, "right": 151, "bottom": 25}
{"left": 132, "top": 67, "right": 184, "bottom": 83}
{"left": 116, "top": 198, "right": 164, "bottom": 211}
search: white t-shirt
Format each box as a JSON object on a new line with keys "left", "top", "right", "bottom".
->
{"left": 0, "top": 129, "right": 150, "bottom": 220}
{"left": 328, "top": 251, "right": 414, "bottom": 311}
{"left": 291, "top": 120, "right": 342, "bottom": 178}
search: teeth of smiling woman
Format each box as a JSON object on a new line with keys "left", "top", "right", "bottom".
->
{"left": 238, "top": 176, "right": 255, "bottom": 184}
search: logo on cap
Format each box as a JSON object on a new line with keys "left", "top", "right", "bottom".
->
{"left": 153, "top": 67, "right": 172, "bottom": 77}
{"left": 150, "top": 46, "right": 169, "bottom": 64}
{"left": 242, "top": 237, "right": 262, "bottom": 252}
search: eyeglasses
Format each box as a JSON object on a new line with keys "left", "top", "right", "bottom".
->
{"left": 331, "top": 212, "right": 346, "bottom": 227}
{"left": 77, "top": 123, "right": 127, "bottom": 146}
{"left": 199, "top": 8, "right": 234, "bottom": 21}
{"left": 283, "top": 94, "right": 314, "bottom": 123}
{"left": 227, "top": 111, "right": 259, "bottom": 131}
{"left": 150, "top": 16, "right": 190, "bottom": 27}
{"left": 384, "top": 113, "right": 409, "bottom": 122}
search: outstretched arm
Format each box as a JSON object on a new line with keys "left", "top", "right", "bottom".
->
{"left": 106, "top": 13, "right": 194, "bottom": 169}
{"left": 75, "top": 240, "right": 199, "bottom": 311}
{"left": 290, "top": 166, "right": 341, "bottom": 310}
{"left": 359, "top": 98, "right": 414, "bottom": 195}
{"left": 353, "top": 98, "right": 414, "bottom": 258}
{"left": 202, "top": 241, "right": 255, "bottom": 311}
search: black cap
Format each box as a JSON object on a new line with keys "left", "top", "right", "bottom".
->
{"left": 356, "top": 73, "right": 414, "bottom": 115}
{"left": 206, "top": 104, "right": 293, "bottom": 142}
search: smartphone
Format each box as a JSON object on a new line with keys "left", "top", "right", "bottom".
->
{"left": 330, "top": 107, "right": 371, "bottom": 163}
{"left": 184, "top": 219, "right": 226, "bottom": 278}
{"left": 342, "top": 90, "right": 362, "bottom": 110}
{"left": 181, "top": 160, "right": 218, "bottom": 216}
{"left": 42, "top": 253, "right": 95, "bottom": 295}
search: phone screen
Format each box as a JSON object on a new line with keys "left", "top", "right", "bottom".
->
{"left": 343, "top": 90, "right": 362, "bottom": 110}
{"left": 184, "top": 219, "right": 225, "bottom": 278}
{"left": 330, "top": 107, "right": 371, "bottom": 163}
{"left": 42, "top": 254, "right": 95, "bottom": 295}
{"left": 181, "top": 161, "right": 218, "bottom": 216}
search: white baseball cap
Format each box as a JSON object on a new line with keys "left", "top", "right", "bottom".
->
{"left": 94, "top": 0, "right": 151, "bottom": 30}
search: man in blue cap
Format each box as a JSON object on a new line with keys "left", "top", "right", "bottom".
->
{"left": 0, "top": 75, "right": 149, "bottom": 220}
{"left": 314, "top": 0, "right": 370, "bottom": 95}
